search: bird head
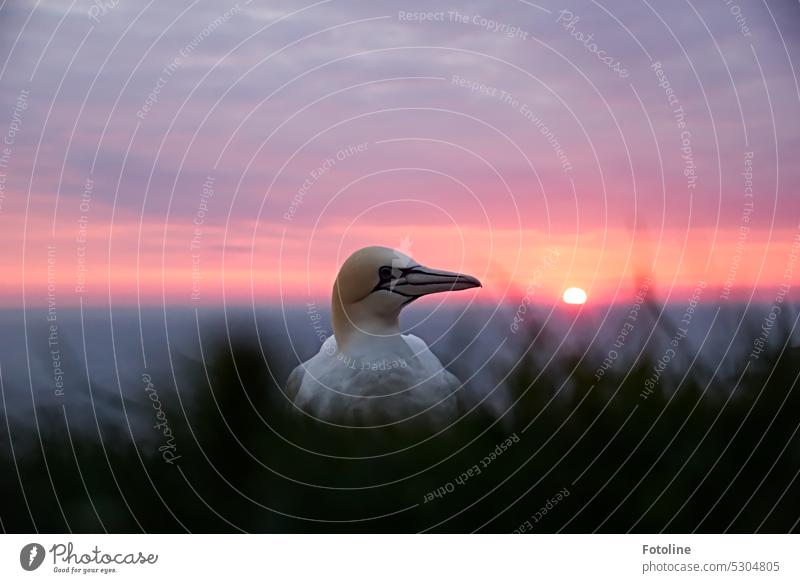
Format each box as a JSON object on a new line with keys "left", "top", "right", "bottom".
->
{"left": 331, "top": 246, "right": 481, "bottom": 345}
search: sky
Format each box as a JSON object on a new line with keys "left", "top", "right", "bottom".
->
{"left": 0, "top": 0, "right": 798, "bottom": 307}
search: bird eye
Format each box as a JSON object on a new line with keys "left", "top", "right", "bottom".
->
{"left": 378, "top": 266, "right": 393, "bottom": 280}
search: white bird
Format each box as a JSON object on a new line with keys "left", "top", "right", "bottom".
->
{"left": 286, "top": 246, "right": 481, "bottom": 426}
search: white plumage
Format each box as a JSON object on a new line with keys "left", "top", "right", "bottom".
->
{"left": 285, "top": 246, "right": 481, "bottom": 426}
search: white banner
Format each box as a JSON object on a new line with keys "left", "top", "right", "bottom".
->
{"left": 0, "top": 534, "right": 797, "bottom": 582}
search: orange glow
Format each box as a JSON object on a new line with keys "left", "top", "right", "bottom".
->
{"left": 3, "top": 208, "right": 798, "bottom": 306}
{"left": 562, "top": 287, "right": 588, "bottom": 304}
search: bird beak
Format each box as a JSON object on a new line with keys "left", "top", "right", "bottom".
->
{"left": 389, "top": 265, "right": 481, "bottom": 299}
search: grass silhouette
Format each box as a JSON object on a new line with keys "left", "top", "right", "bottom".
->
{"left": 1, "top": 298, "right": 798, "bottom": 533}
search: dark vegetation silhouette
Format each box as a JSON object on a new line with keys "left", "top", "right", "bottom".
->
{"left": 1, "top": 296, "right": 799, "bottom": 533}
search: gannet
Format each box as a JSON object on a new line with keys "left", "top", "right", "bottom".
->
{"left": 286, "top": 246, "right": 481, "bottom": 426}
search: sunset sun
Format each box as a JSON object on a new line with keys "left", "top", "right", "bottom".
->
{"left": 562, "top": 287, "right": 588, "bottom": 305}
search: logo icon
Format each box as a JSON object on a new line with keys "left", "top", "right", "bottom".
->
{"left": 20, "top": 543, "right": 45, "bottom": 571}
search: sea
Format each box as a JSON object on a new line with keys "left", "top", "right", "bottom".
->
{"left": 1, "top": 299, "right": 797, "bottom": 437}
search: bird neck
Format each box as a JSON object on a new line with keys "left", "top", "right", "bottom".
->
{"left": 332, "top": 286, "right": 402, "bottom": 352}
